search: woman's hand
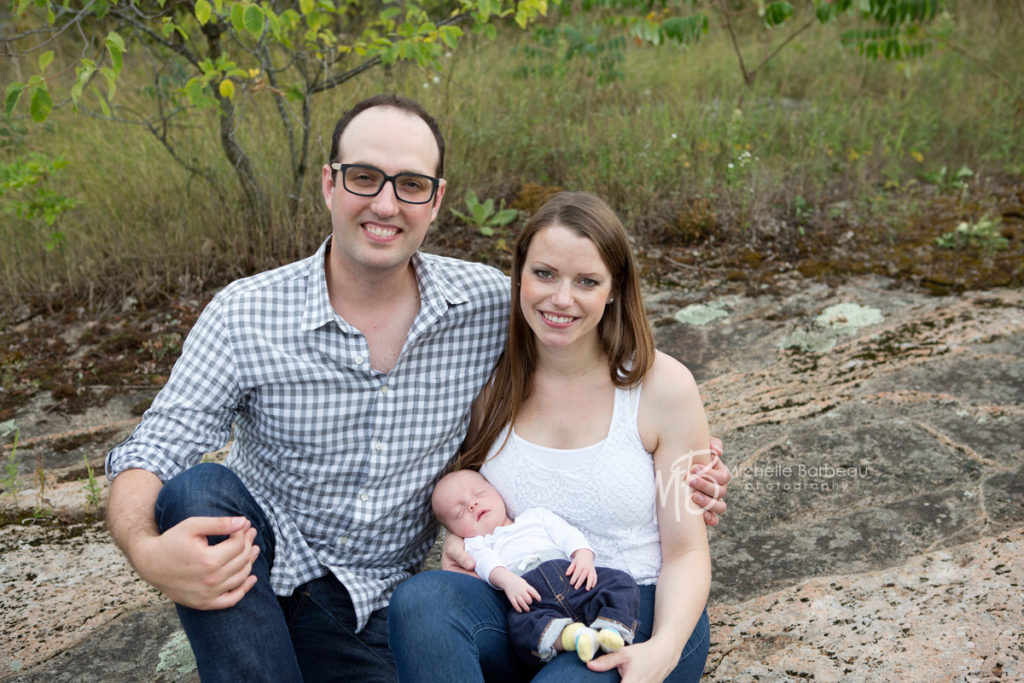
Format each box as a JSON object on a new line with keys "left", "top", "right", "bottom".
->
{"left": 688, "top": 436, "right": 730, "bottom": 526}
{"left": 587, "top": 639, "right": 678, "bottom": 683}
{"left": 440, "top": 531, "right": 476, "bottom": 574}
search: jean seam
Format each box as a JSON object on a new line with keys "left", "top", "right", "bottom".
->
{"left": 680, "top": 611, "right": 709, "bottom": 659}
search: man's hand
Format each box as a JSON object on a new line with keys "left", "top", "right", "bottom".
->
{"left": 567, "top": 548, "right": 597, "bottom": 590}
{"left": 131, "top": 516, "right": 260, "bottom": 610}
{"left": 687, "top": 436, "right": 730, "bottom": 527}
{"left": 440, "top": 531, "right": 476, "bottom": 574}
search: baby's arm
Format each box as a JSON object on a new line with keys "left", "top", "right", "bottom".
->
{"left": 464, "top": 536, "right": 542, "bottom": 611}
{"left": 488, "top": 566, "right": 542, "bottom": 613}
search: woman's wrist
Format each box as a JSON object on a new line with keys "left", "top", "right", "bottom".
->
{"left": 643, "top": 633, "right": 684, "bottom": 666}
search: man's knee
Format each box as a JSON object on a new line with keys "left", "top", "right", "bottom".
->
{"left": 155, "top": 462, "right": 251, "bottom": 531}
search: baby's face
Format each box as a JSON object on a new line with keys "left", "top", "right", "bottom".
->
{"left": 433, "top": 470, "right": 510, "bottom": 539}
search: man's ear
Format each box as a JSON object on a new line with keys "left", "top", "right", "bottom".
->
{"left": 321, "top": 164, "right": 336, "bottom": 208}
{"left": 430, "top": 178, "right": 447, "bottom": 222}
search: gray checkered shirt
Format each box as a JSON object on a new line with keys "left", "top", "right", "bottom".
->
{"left": 107, "top": 238, "right": 509, "bottom": 630}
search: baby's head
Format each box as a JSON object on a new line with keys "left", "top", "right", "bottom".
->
{"left": 432, "top": 469, "right": 511, "bottom": 539}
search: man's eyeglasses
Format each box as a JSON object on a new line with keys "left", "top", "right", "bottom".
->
{"left": 330, "top": 163, "right": 440, "bottom": 205}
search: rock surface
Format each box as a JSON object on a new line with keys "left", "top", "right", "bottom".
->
{"left": 2, "top": 275, "right": 1021, "bottom": 681}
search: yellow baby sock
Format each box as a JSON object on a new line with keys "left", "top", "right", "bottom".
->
{"left": 560, "top": 622, "right": 585, "bottom": 652}
{"left": 597, "top": 627, "right": 625, "bottom": 652}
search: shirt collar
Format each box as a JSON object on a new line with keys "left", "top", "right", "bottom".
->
{"left": 300, "top": 237, "right": 336, "bottom": 332}
{"left": 300, "top": 238, "right": 471, "bottom": 333}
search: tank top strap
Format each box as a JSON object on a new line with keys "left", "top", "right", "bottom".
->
{"left": 616, "top": 382, "right": 643, "bottom": 437}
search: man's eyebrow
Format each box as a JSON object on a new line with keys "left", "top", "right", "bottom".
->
{"left": 346, "top": 161, "right": 434, "bottom": 176}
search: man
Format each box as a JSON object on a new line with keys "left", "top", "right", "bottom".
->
{"left": 105, "top": 94, "right": 729, "bottom": 682}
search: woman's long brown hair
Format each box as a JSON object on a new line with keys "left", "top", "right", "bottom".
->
{"left": 455, "top": 191, "right": 655, "bottom": 471}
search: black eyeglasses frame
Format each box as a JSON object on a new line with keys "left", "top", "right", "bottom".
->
{"left": 330, "top": 163, "right": 440, "bottom": 205}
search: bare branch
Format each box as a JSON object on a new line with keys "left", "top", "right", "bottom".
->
{"left": 717, "top": 0, "right": 753, "bottom": 86}
{"left": 750, "top": 15, "right": 817, "bottom": 83}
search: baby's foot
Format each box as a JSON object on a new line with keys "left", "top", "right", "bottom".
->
{"left": 573, "top": 627, "right": 600, "bottom": 662}
{"left": 560, "top": 622, "right": 586, "bottom": 652}
{"left": 597, "top": 627, "right": 624, "bottom": 652}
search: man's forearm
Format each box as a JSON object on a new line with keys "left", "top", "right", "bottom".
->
{"left": 107, "top": 468, "right": 164, "bottom": 561}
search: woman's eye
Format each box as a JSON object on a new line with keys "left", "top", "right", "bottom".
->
{"left": 579, "top": 278, "right": 598, "bottom": 287}
{"left": 534, "top": 269, "right": 552, "bottom": 279}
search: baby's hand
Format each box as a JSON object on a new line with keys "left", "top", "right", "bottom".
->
{"left": 503, "top": 576, "right": 542, "bottom": 613}
{"left": 490, "top": 567, "right": 542, "bottom": 613}
{"left": 567, "top": 548, "right": 597, "bottom": 590}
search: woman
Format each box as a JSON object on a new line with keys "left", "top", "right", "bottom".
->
{"left": 391, "top": 192, "right": 714, "bottom": 681}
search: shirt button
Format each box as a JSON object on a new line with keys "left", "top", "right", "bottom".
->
{"left": 380, "top": 385, "right": 389, "bottom": 394}
{"left": 341, "top": 535, "right": 350, "bottom": 544}
{"left": 373, "top": 442, "right": 383, "bottom": 451}
{"left": 360, "top": 492, "right": 369, "bottom": 502}
{"left": 355, "top": 356, "right": 364, "bottom": 365}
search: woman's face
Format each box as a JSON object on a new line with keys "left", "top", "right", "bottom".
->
{"left": 519, "top": 225, "right": 614, "bottom": 353}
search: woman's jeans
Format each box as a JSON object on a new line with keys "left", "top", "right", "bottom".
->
{"left": 389, "top": 569, "right": 710, "bottom": 682}
{"left": 154, "top": 463, "right": 396, "bottom": 683}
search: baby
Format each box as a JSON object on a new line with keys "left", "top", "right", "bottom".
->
{"left": 432, "top": 469, "right": 640, "bottom": 663}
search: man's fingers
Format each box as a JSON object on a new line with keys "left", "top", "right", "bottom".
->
{"left": 181, "top": 515, "right": 251, "bottom": 537}
{"left": 208, "top": 533, "right": 260, "bottom": 588}
{"left": 202, "top": 573, "right": 258, "bottom": 611}
{"left": 206, "top": 525, "right": 257, "bottom": 569}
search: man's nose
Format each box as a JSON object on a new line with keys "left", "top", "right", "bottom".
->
{"left": 371, "top": 180, "right": 401, "bottom": 217}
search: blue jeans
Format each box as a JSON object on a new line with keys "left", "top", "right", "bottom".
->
{"left": 389, "top": 570, "right": 709, "bottom": 682}
{"left": 154, "top": 463, "right": 396, "bottom": 683}
{"left": 509, "top": 559, "right": 639, "bottom": 663}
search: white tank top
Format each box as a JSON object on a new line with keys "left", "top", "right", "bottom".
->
{"left": 480, "top": 383, "right": 662, "bottom": 584}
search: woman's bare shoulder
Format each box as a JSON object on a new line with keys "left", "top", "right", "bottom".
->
{"left": 643, "top": 350, "right": 700, "bottom": 403}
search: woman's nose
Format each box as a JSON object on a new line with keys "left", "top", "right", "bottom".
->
{"left": 551, "top": 280, "right": 572, "bottom": 306}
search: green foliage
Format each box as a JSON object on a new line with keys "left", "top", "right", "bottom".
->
{"left": 450, "top": 190, "right": 520, "bottom": 236}
{"left": 935, "top": 217, "right": 1008, "bottom": 252}
{"left": 513, "top": 0, "right": 949, "bottom": 88}
{"left": 81, "top": 455, "right": 102, "bottom": 509}
{"left": 0, "top": 153, "right": 78, "bottom": 250}
{"left": 3, "top": 0, "right": 556, "bottom": 232}
{"left": 920, "top": 164, "right": 974, "bottom": 193}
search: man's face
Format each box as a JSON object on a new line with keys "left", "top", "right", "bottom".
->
{"left": 321, "top": 105, "right": 446, "bottom": 278}
{"left": 432, "top": 470, "right": 510, "bottom": 539}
